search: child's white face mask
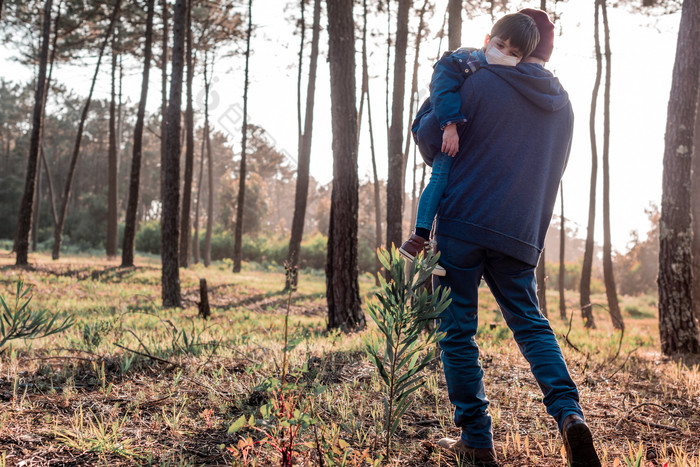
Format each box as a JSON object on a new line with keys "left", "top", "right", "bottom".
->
{"left": 485, "top": 42, "right": 519, "bottom": 67}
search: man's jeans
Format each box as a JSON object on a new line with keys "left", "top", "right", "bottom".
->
{"left": 434, "top": 234, "right": 584, "bottom": 448}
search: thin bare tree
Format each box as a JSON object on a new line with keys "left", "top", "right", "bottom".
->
{"left": 658, "top": 0, "right": 700, "bottom": 355}
{"left": 14, "top": 0, "right": 53, "bottom": 266}
{"left": 559, "top": 183, "right": 567, "bottom": 320}
{"left": 447, "top": 0, "right": 460, "bottom": 50}
{"left": 693, "top": 77, "right": 700, "bottom": 322}
{"left": 233, "top": 0, "right": 253, "bottom": 273}
{"left": 122, "top": 0, "right": 155, "bottom": 267}
{"left": 160, "top": 0, "right": 168, "bottom": 209}
{"left": 179, "top": 0, "right": 194, "bottom": 267}
{"left": 162, "top": 0, "right": 187, "bottom": 307}
{"left": 106, "top": 27, "right": 120, "bottom": 258}
{"left": 51, "top": 0, "right": 122, "bottom": 260}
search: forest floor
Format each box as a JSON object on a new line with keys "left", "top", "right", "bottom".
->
{"left": 0, "top": 247, "right": 698, "bottom": 466}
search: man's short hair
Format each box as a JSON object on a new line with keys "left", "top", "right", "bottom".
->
{"left": 490, "top": 13, "right": 540, "bottom": 59}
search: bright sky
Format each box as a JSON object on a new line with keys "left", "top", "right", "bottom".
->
{"left": 0, "top": 1, "right": 681, "bottom": 252}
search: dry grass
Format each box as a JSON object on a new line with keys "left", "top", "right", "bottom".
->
{"left": 0, "top": 247, "right": 698, "bottom": 466}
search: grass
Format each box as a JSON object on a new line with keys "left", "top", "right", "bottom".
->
{"left": 0, "top": 247, "right": 698, "bottom": 466}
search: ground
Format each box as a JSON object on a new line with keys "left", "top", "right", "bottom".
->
{"left": 0, "top": 248, "right": 698, "bottom": 466}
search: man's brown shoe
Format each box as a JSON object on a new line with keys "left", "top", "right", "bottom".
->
{"left": 399, "top": 233, "right": 446, "bottom": 276}
{"left": 562, "top": 415, "right": 601, "bottom": 467}
{"left": 437, "top": 437, "right": 498, "bottom": 466}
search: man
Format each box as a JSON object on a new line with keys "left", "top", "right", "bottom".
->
{"left": 413, "top": 9, "right": 601, "bottom": 467}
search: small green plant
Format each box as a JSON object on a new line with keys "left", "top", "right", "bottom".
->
{"left": 364, "top": 247, "right": 450, "bottom": 459}
{"left": 80, "top": 319, "right": 113, "bottom": 351}
{"left": 0, "top": 280, "right": 74, "bottom": 350}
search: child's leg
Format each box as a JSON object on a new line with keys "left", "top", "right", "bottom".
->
{"left": 415, "top": 153, "right": 454, "bottom": 234}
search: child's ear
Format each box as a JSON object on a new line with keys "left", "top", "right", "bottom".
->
{"left": 483, "top": 34, "right": 490, "bottom": 47}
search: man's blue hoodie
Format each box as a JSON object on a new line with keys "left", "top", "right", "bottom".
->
{"left": 413, "top": 63, "right": 573, "bottom": 266}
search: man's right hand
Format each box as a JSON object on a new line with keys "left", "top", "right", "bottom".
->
{"left": 441, "top": 123, "right": 459, "bottom": 157}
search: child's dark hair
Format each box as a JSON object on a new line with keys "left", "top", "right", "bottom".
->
{"left": 490, "top": 13, "right": 540, "bottom": 58}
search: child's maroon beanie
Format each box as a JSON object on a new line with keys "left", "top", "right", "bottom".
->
{"left": 519, "top": 8, "right": 554, "bottom": 62}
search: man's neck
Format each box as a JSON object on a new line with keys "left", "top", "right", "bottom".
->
{"left": 522, "top": 57, "right": 546, "bottom": 66}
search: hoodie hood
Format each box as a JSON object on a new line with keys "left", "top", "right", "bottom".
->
{"left": 483, "top": 63, "right": 569, "bottom": 112}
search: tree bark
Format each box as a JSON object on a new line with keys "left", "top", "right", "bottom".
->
{"left": 162, "top": 0, "right": 187, "bottom": 307}
{"left": 179, "top": 0, "right": 194, "bottom": 267}
{"left": 692, "top": 74, "right": 700, "bottom": 322}
{"left": 14, "top": 0, "right": 53, "bottom": 266}
{"left": 51, "top": 0, "right": 121, "bottom": 260}
{"left": 658, "top": 0, "right": 700, "bottom": 355}
{"left": 362, "top": 0, "right": 382, "bottom": 286}
{"left": 536, "top": 249, "right": 547, "bottom": 317}
{"left": 32, "top": 147, "right": 42, "bottom": 252}
{"left": 233, "top": 0, "right": 253, "bottom": 273}
{"left": 160, "top": 0, "right": 169, "bottom": 216}
{"left": 40, "top": 145, "right": 58, "bottom": 227}
{"left": 122, "top": 0, "right": 155, "bottom": 268}
{"left": 203, "top": 52, "right": 214, "bottom": 267}
{"left": 193, "top": 73, "right": 206, "bottom": 265}
{"left": 600, "top": 0, "right": 624, "bottom": 331}
{"left": 107, "top": 32, "right": 119, "bottom": 258}
{"left": 286, "top": 0, "right": 321, "bottom": 289}
{"left": 326, "top": 0, "right": 365, "bottom": 332}
{"left": 559, "top": 183, "right": 567, "bottom": 320}
{"left": 580, "top": 0, "right": 601, "bottom": 329}
{"left": 386, "top": 0, "right": 410, "bottom": 250}
{"left": 447, "top": 0, "right": 461, "bottom": 51}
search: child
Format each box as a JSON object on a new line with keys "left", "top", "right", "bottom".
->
{"left": 400, "top": 10, "right": 547, "bottom": 275}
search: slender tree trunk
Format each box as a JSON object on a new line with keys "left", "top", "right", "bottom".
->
{"left": 233, "top": 0, "right": 253, "bottom": 273}
{"left": 40, "top": 145, "right": 58, "bottom": 226}
{"left": 326, "top": 0, "right": 364, "bottom": 331}
{"left": 297, "top": 0, "right": 305, "bottom": 151}
{"left": 203, "top": 53, "right": 214, "bottom": 267}
{"left": 537, "top": 249, "right": 547, "bottom": 317}
{"left": 14, "top": 0, "right": 52, "bottom": 265}
{"left": 658, "top": 0, "right": 700, "bottom": 355}
{"left": 447, "top": 0, "right": 461, "bottom": 51}
{"left": 0, "top": 0, "right": 4, "bottom": 22}
{"left": 580, "top": 0, "right": 601, "bottom": 329}
{"left": 386, "top": 0, "right": 409, "bottom": 250}
{"left": 600, "top": 0, "right": 623, "bottom": 331}
{"left": 122, "top": 0, "right": 154, "bottom": 268}
{"left": 179, "top": 0, "right": 194, "bottom": 267}
{"left": 193, "top": 54, "right": 207, "bottom": 265}
{"left": 32, "top": 151, "right": 42, "bottom": 251}
{"left": 162, "top": 0, "right": 186, "bottom": 307}
{"left": 402, "top": 0, "right": 428, "bottom": 211}
{"left": 107, "top": 33, "right": 119, "bottom": 257}
{"left": 286, "top": 0, "right": 321, "bottom": 289}
{"left": 359, "top": 0, "right": 382, "bottom": 286}
{"left": 160, "top": 0, "right": 169, "bottom": 217}
{"left": 692, "top": 77, "right": 700, "bottom": 321}
{"left": 385, "top": 0, "right": 391, "bottom": 150}
{"left": 559, "top": 183, "right": 567, "bottom": 320}
{"left": 51, "top": 0, "right": 121, "bottom": 260}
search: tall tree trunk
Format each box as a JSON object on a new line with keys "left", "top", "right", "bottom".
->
{"left": 32, "top": 150, "right": 42, "bottom": 252}
{"left": 360, "top": 0, "right": 382, "bottom": 286}
{"left": 233, "top": 0, "right": 253, "bottom": 273}
{"left": 107, "top": 33, "right": 119, "bottom": 257}
{"left": 297, "top": 0, "right": 305, "bottom": 150}
{"left": 41, "top": 145, "right": 58, "bottom": 227}
{"left": 193, "top": 56, "right": 207, "bottom": 266}
{"left": 179, "top": 0, "right": 194, "bottom": 267}
{"left": 692, "top": 76, "right": 700, "bottom": 321}
{"left": 536, "top": 249, "right": 547, "bottom": 317}
{"left": 658, "top": 0, "right": 700, "bottom": 355}
{"left": 286, "top": 0, "right": 321, "bottom": 289}
{"left": 326, "top": 0, "right": 365, "bottom": 332}
{"left": 402, "top": 0, "right": 428, "bottom": 211}
{"left": 447, "top": 0, "right": 461, "bottom": 51}
{"left": 122, "top": 0, "right": 155, "bottom": 268}
{"left": 385, "top": 0, "right": 391, "bottom": 150}
{"left": 160, "top": 0, "right": 169, "bottom": 216}
{"left": 386, "top": 0, "right": 409, "bottom": 250}
{"left": 162, "top": 0, "right": 186, "bottom": 307}
{"left": 203, "top": 52, "right": 214, "bottom": 267}
{"left": 51, "top": 0, "right": 121, "bottom": 260}
{"left": 14, "top": 0, "right": 52, "bottom": 266}
{"left": 580, "top": 0, "right": 601, "bottom": 329}
{"left": 600, "top": 0, "right": 624, "bottom": 331}
{"left": 559, "top": 183, "right": 567, "bottom": 320}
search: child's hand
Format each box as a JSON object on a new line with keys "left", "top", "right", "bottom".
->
{"left": 441, "top": 124, "right": 459, "bottom": 157}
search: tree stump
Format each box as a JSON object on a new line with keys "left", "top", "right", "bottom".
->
{"left": 198, "top": 278, "right": 211, "bottom": 320}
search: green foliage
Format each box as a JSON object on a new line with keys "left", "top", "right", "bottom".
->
{"left": 135, "top": 220, "right": 162, "bottom": 255}
{"left": 0, "top": 280, "right": 74, "bottom": 350}
{"left": 0, "top": 174, "right": 22, "bottom": 240}
{"left": 364, "top": 247, "right": 450, "bottom": 458}
{"left": 64, "top": 193, "right": 108, "bottom": 249}
{"left": 79, "top": 319, "right": 113, "bottom": 351}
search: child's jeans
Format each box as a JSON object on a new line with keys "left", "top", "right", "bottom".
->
{"left": 415, "top": 152, "right": 453, "bottom": 231}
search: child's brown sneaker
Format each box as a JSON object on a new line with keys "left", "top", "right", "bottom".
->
{"left": 399, "top": 233, "right": 446, "bottom": 276}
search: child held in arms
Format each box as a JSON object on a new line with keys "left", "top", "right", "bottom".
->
{"left": 401, "top": 9, "right": 553, "bottom": 275}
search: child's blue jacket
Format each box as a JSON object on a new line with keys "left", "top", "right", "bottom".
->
{"left": 412, "top": 47, "right": 486, "bottom": 138}
{"left": 414, "top": 63, "right": 574, "bottom": 266}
